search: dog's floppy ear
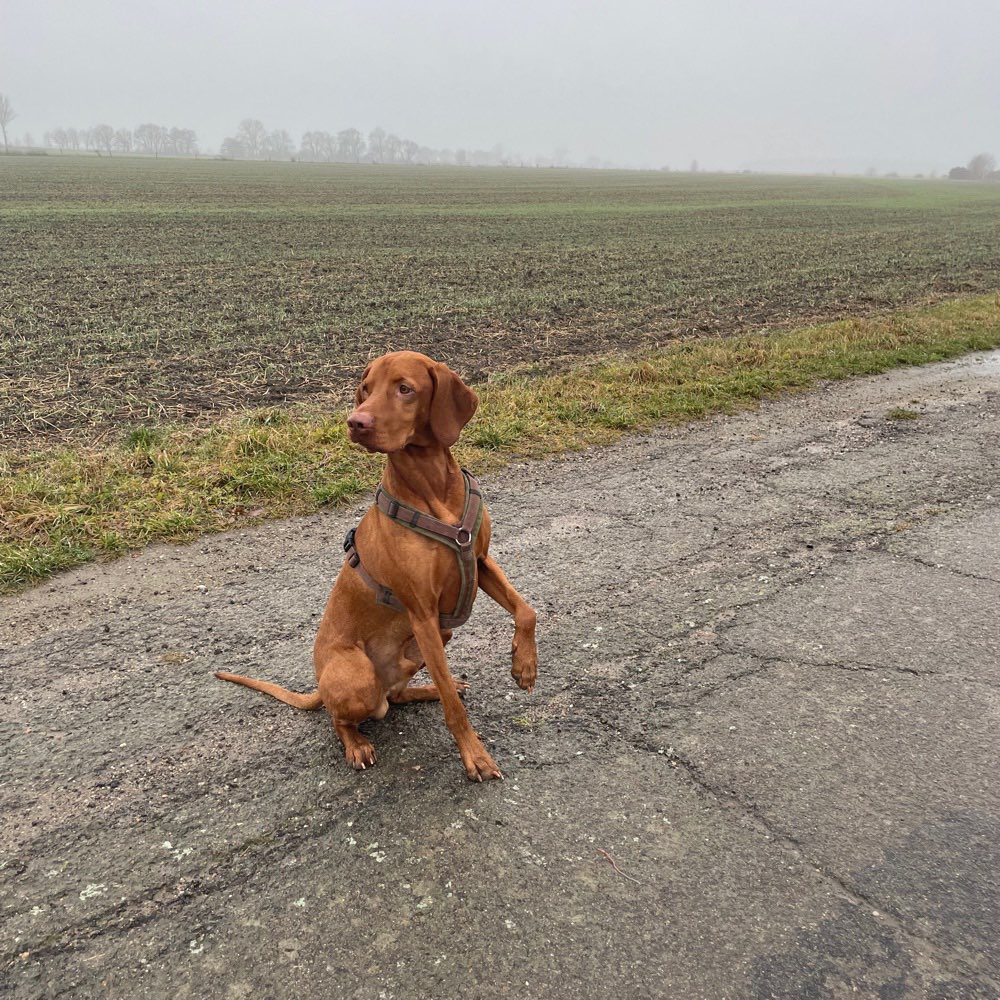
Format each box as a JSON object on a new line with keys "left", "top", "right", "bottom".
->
{"left": 354, "top": 364, "right": 373, "bottom": 407}
{"left": 428, "top": 362, "right": 478, "bottom": 447}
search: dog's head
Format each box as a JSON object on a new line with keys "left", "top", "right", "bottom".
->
{"left": 346, "top": 351, "right": 478, "bottom": 453}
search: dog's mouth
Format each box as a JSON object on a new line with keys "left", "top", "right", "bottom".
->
{"left": 348, "top": 428, "right": 381, "bottom": 451}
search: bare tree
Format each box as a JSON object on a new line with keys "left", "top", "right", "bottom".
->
{"left": 313, "top": 131, "right": 336, "bottom": 162}
{"left": 46, "top": 128, "right": 68, "bottom": 153}
{"left": 336, "top": 127, "right": 364, "bottom": 162}
{"left": 135, "top": 123, "right": 168, "bottom": 157}
{"left": 113, "top": 128, "right": 133, "bottom": 154}
{"left": 0, "top": 93, "right": 15, "bottom": 153}
{"left": 168, "top": 127, "right": 198, "bottom": 156}
{"left": 92, "top": 123, "right": 114, "bottom": 156}
{"left": 368, "top": 126, "right": 387, "bottom": 163}
{"left": 236, "top": 118, "right": 266, "bottom": 159}
{"left": 383, "top": 132, "right": 403, "bottom": 164}
{"left": 220, "top": 136, "right": 245, "bottom": 159}
{"left": 300, "top": 130, "right": 329, "bottom": 162}
{"left": 967, "top": 152, "right": 996, "bottom": 180}
{"left": 264, "top": 129, "right": 293, "bottom": 160}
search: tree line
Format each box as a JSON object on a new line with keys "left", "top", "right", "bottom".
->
{"left": 34, "top": 117, "right": 521, "bottom": 166}
{"left": 41, "top": 124, "right": 198, "bottom": 157}
{"left": 0, "top": 92, "right": 557, "bottom": 167}
{"left": 221, "top": 118, "right": 524, "bottom": 167}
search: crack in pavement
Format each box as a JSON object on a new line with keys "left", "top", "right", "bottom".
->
{"left": 901, "top": 551, "right": 1000, "bottom": 586}
{"left": 612, "top": 729, "right": 1000, "bottom": 994}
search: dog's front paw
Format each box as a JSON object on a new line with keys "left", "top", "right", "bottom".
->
{"left": 344, "top": 737, "right": 377, "bottom": 770}
{"left": 511, "top": 638, "right": 537, "bottom": 692}
{"left": 460, "top": 736, "right": 503, "bottom": 782}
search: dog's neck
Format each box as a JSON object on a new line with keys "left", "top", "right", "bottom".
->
{"left": 383, "top": 445, "right": 465, "bottom": 523}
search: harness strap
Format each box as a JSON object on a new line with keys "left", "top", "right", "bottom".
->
{"left": 344, "top": 535, "right": 407, "bottom": 615}
{"left": 343, "top": 470, "right": 484, "bottom": 629}
{"left": 374, "top": 473, "right": 482, "bottom": 549}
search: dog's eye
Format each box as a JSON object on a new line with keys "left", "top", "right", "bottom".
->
{"left": 399, "top": 384, "right": 413, "bottom": 395}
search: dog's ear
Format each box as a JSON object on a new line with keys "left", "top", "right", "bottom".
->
{"left": 428, "top": 362, "right": 478, "bottom": 447}
{"left": 354, "top": 364, "right": 373, "bottom": 406}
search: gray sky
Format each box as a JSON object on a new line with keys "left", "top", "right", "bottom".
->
{"left": 4, "top": 0, "right": 998, "bottom": 173}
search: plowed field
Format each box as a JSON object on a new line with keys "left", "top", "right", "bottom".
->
{"left": 3, "top": 156, "right": 999, "bottom": 443}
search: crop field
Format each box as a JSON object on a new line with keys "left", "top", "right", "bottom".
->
{"left": 3, "top": 155, "right": 1000, "bottom": 446}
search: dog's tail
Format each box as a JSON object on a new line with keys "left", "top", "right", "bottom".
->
{"left": 214, "top": 671, "right": 323, "bottom": 710}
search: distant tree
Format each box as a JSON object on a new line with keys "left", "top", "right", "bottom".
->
{"left": 690, "top": 159, "right": 699, "bottom": 173}
{"left": 135, "top": 123, "right": 168, "bottom": 157}
{"left": 220, "top": 136, "right": 245, "bottom": 159}
{"left": 300, "top": 130, "right": 333, "bottom": 162}
{"left": 368, "top": 126, "right": 387, "bottom": 163}
{"left": 383, "top": 132, "right": 402, "bottom": 164}
{"left": 0, "top": 93, "right": 15, "bottom": 153}
{"left": 264, "top": 128, "right": 294, "bottom": 160}
{"left": 66, "top": 127, "right": 81, "bottom": 151}
{"left": 948, "top": 166, "right": 972, "bottom": 180}
{"left": 336, "top": 127, "right": 364, "bottom": 162}
{"left": 113, "top": 128, "right": 133, "bottom": 153}
{"left": 23, "top": 131, "right": 35, "bottom": 149}
{"left": 401, "top": 139, "right": 419, "bottom": 164}
{"left": 236, "top": 118, "right": 266, "bottom": 159}
{"left": 168, "top": 127, "right": 198, "bottom": 156}
{"left": 299, "top": 131, "right": 318, "bottom": 160}
{"left": 967, "top": 152, "right": 996, "bottom": 180}
{"left": 319, "top": 131, "right": 337, "bottom": 161}
{"left": 92, "top": 123, "right": 114, "bottom": 156}
{"left": 46, "top": 128, "right": 68, "bottom": 153}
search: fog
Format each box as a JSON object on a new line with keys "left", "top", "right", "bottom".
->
{"left": 4, "top": 0, "right": 998, "bottom": 174}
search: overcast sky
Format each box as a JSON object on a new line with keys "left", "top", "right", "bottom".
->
{"left": 3, "top": 0, "right": 998, "bottom": 173}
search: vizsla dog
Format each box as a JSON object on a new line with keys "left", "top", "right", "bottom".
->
{"left": 216, "top": 351, "right": 537, "bottom": 780}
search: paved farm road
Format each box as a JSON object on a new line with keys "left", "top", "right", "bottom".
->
{"left": 3, "top": 353, "right": 999, "bottom": 999}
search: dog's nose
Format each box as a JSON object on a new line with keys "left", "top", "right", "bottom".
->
{"left": 347, "top": 410, "right": 374, "bottom": 433}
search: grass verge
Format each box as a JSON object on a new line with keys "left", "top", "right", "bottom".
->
{"left": 3, "top": 293, "right": 999, "bottom": 594}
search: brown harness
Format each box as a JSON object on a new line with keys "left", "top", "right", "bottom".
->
{"left": 343, "top": 470, "right": 484, "bottom": 629}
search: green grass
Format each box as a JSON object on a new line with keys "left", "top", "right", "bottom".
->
{"left": 2, "top": 293, "right": 997, "bottom": 593}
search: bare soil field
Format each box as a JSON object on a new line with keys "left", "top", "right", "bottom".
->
{"left": 3, "top": 156, "right": 999, "bottom": 443}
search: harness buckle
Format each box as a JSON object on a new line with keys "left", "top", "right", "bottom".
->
{"left": 343, "top": 527, "right": 356, "bottom": 553}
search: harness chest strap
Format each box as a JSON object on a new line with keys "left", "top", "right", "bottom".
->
{"left": 343, "top": 470, "right": 484, "bottom": 629}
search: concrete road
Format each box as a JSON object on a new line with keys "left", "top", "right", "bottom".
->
{"left": 2, "top": 352, "right": 999, "bottom": 999}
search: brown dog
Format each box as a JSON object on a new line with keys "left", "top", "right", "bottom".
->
{"left": 216, "top": 351, "right": 537, "bottom": 780}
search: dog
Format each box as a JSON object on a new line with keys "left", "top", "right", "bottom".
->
{"left": 216, "top": 351, "right": 537, "bottom": 780}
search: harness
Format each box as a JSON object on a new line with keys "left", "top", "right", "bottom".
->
{"left": 343, "top": 470, "right": 484, "bottom": 629}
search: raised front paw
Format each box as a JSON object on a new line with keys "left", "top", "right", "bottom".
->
{"left": 511, "top": 637, "right": 538, "bottom": 692}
